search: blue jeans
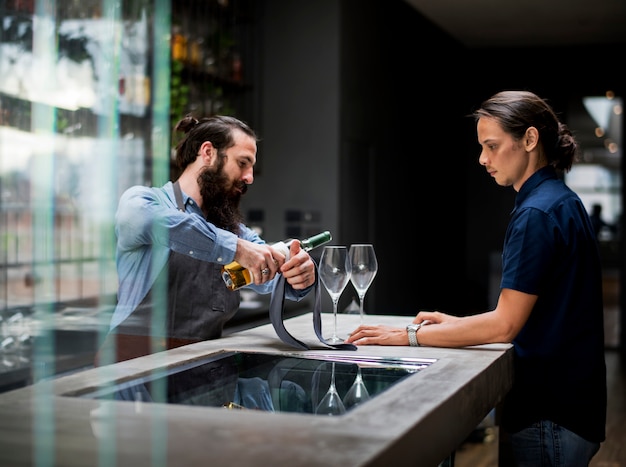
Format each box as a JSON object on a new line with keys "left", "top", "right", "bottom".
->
{"left": 510, "top": 421, "right": 600, "bottom": 466}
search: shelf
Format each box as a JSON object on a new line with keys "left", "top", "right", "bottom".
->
{"left": 170, "top": 0, "right": 257, "bottom": 125}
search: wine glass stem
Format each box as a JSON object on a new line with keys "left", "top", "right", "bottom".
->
{"left": 359, "top": 293, "right": 365, "bottom": 324}
{"left": 333, "top": 300, "right": 339, "bottom": 339}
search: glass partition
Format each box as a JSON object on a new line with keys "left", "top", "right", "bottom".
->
{"left": 0, "top": 0, "right": 170, "bottom": 390}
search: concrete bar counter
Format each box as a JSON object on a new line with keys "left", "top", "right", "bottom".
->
{"left": 0, "top": 314, "right": 513, "bottom": 466}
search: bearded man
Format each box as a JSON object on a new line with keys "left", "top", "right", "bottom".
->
{"left": 97, "top": 115, "right": 317, "bottom": 365}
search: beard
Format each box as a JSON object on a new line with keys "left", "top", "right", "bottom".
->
{"left": 197, "top": 163, "right": 247, "bottom": 235}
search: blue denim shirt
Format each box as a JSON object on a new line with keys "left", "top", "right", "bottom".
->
{"left": 110, "top": 181, "right": 310, "bottom": 330}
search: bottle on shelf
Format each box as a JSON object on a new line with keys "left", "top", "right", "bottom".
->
{"left": 171, "top": 25, "right": 187, "bottom": 62}
{"left": 221, "top": 231, "right": 332, "bottom": 291}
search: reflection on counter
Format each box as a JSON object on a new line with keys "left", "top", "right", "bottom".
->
{"left": 74, "top": 351, "right": 435, "bottom": 416}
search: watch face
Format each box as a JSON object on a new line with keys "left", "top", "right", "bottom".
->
{"left": 407, "top": 324, "right": 419, "bottom": 331}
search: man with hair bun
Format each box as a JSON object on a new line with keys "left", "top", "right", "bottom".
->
{"left": 347, "top": 91, "right": 607, "bottom": 466}
{"left": 98, "top": 114, "right": 317, "bottom": 365}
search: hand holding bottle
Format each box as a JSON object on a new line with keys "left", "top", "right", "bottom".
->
{"left": 279, "top": 240, "right": 315, "bottom": 289}
{"left": 228, "top": 239, "right": 284, "bottom": 288}
{"left": 222, "top": 231, "right": 331, "bottom": 290}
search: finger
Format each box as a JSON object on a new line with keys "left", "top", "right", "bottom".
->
{"left": 260, "top": 266, "right": 270, "bottom": 281}
{"left": 286, "top": 273, "right": 309, "bottom": 289}
{"left": 268, "top": 246, "right": 287, "bottom": 268}
{"left": 289, "top": 240, "right": 302, "bottom": 256}
{"left": 267, "top": 258, "right": 280, "bottom": 276}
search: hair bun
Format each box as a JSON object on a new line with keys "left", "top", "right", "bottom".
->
{"left": 174, "top": 114, "right": 200, "bottom": 134}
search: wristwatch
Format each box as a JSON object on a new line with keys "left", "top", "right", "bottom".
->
{"left": 406, "top": 323, "right": 423, "bottom": 347}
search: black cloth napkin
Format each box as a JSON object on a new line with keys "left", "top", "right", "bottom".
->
{"left": 269, "top": 262, "right": 357, "bottom": 351}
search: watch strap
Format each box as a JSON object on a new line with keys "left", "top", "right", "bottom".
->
{"left": 407, "top": 323, "right": 422, "bottom": 347}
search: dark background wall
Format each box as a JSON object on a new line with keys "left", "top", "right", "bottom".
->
{"left": 243, "top": 0, "right": 625, "bottom": 326}
{"left": 338, "top": 0, "right": 474, "bottom": 315}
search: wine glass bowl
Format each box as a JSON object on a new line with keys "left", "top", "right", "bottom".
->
{"left": 319, "top": 246, "right": 352, "bottom": 343}
{"left": 348, "top": 244, "right": 378, "bottom": 324}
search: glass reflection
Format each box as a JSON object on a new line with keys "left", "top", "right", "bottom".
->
{"left": 77, "top": 351, "right": 434, "bottom": 416}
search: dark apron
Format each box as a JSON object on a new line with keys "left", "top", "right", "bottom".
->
{"left": 95, "top": 182, "right": 240, "bottom": 364}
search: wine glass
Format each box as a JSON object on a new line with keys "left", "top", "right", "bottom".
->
{"left": 319, "top": 246, "right": 352, "bottom": 343}
{"left": 315, "top": 362, "right": 346, "bottom": 416}
{"left": 343, "top": 365, "right": 370, "bottom": 409}
{"left": 348, "top": 244, "right": 378, "bottom": 324}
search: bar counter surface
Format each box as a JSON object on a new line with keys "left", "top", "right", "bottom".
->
{"left": 0, "top": 314, "right": 513, "bottom": 467}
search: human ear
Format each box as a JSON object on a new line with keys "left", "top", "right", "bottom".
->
{"left": 199, "top": 141, "right": 215, "bottom": 163}
{"left": 524, "top": 127, "right": 539, "bottom": 151}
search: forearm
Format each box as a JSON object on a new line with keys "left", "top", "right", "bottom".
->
{"left": 417, "top": 311, "right": 513, "bottom": 348}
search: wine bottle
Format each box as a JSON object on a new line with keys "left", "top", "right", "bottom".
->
{"left": 221, "top": 230, "right": 332, "bottom": 291}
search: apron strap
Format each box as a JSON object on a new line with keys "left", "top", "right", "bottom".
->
{"left": 173, "top": 181, "right": 186, "bottom": 212}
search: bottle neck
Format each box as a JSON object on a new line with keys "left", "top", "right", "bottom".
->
{"left": 301, "top": 231, "right": 332, "bottom": 251}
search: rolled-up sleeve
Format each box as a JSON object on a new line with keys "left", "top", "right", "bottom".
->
{"left": 116, "top": 185, "right": 240, "bottom": 264}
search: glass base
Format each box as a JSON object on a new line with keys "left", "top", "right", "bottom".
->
{"left": 326, "top": 335, "right": 344, "bottom": 344}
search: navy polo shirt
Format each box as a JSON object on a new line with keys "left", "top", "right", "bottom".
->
{"left": 499, "top": 166, "right": 607, "bottom": 443}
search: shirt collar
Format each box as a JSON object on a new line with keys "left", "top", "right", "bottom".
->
{"left": 513, "top": 165, "right": 558, "bottom": 212}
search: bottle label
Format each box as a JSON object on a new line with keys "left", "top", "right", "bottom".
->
{"left": 222, "top": 262, "right": 253, "bottom": 291}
